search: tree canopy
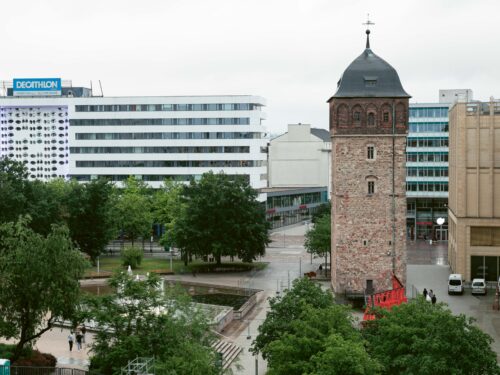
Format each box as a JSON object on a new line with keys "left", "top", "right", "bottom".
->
{"left": 84, "top": 272, "right": 219, "bottom": 375}
{"left": 0, "top": 217, "right": 87, "bottom": 360}
{"left": 362, "top": 298, "right": 500, "bottom": 375}
{"left": 252, "top": 278, "right": 378, "bottom": 375}
{"left": 115, "top": 176, "right": 153, "bottom": 246}
{"left": 65, "top": 179, "right": 117, "bottom": 263}
{"left": 304, "top": 213, "right": 331, "bottom": 274}
{"left": 170, "top": 172, "right": 270, "bottom": 264}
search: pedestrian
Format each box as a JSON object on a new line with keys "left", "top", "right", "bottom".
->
{"left": 423, "top": 288, "right": 428, "bottom": 299}
{"left": 426, "top": 294, "right": 432, "bottom": 302}
{"left": 68, "top": 332, "right": 74, "bottom": 352}
{"left": 428, "top": 289, "right": 434, "bottom": 299}
{"left": 431, "top": 294, "right": 437, "bottom": 304}
{"left": 76, "top": 330, "right": 83, "bottom": 351}
{"left": 81, "top": 325, "right": 86, "bottom": 345}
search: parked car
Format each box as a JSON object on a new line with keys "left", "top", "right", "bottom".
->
{"left": 448, "top": 274, "right": 464, "bottom": 294}
{"left": 471, "top": 278, "right": 487, "bottom": 295}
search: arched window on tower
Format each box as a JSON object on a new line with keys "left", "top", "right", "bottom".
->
{"left": 367, "top": 112, "right": 375, "bottom": 126}
{"left": 352, "top": 105, "right": 362, "bottom": 126}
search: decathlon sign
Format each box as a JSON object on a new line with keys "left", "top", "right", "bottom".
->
{"left": 13, "top": 78, "right": 62, "bottom": 96}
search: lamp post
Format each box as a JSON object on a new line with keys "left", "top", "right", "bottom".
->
{"left": 436, "top": 217, "right": 445, "bottom": 242}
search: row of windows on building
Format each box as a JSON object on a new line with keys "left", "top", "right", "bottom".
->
{"left": 407, "top": 152, "right": 448, "bottom": 162}
{"left": 2, "top": 139, "right": 68, "bottom": 145}
{"left": 408, "top": 122, "right": 449, "bottom": 133}
{"left": 74, "top": 132, "right": 262, "bottom": 140}
{"left": 406, "top": 182, "right": 449, "bottom": 192}
{"left": 2, "top": 126, "right": 68, "bottom": 131}
{"left": 71, "top": 174, "right": 250, "bottom": 183}
{"left": 70, "top": 118, "right": 251, "bottom": 126}
{"left": 75, "top": 103, "right": 260, "bottom": 112}
{"left": 407, "top": 138, "right": 448, "bottom": 148}
{"left": 409, "top": 107, "right": 449, "bottom": 118}
{"left": 407, "top": 167, "right": 449, "bottom": 177}
{"left": 75, "top": 160, "right": 263, "bottom": 168}
{"left": 471, "top": 256, "right": 500, "bottom": 281}
{"left": 70, "top": 146, "right": 251, "bottom": 154}
{"left": 266, "top": 191, "right": 324, "bottom": 209}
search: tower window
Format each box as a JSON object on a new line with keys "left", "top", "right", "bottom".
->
{"left": 383, "top": 112, "right": 389, "bottom": 122}
{"left": 368, "top": 181, "right": 375, "bottom": 195}
{"left": 367, "top": 146, "right": 375, "bottom": 160}
{"left": 367, "top": 113, "right": 375, "bottom": 126}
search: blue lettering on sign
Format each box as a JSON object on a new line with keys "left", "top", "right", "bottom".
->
{"left": 13, "top": 78, "right": 61, "bottom": 96}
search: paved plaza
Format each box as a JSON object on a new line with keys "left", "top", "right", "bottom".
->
{"left": 4, "top": 227, "right": 500, "bottom": 372}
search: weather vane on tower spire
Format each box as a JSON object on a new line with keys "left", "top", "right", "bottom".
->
{"left": 362, "top": 14, "right": 375, "bottom": 49}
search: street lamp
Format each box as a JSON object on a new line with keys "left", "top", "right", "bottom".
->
{"left": 436, "top": 217, "right": 445, "bottom": 242}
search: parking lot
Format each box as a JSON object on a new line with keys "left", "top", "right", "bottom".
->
{"left": 407, "top": 240, "right": 500, "bottom": 359}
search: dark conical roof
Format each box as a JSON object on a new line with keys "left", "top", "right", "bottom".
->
{"left": 329, "top": 34, "right": 410, "bottom": 100}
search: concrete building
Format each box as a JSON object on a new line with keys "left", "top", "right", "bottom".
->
{"left": 448, "top": 99, "right": 500, "bottom": 281}
{"left": 329, "top": 29, "right": 409, "bottom": 294}
{"left": 268, "top": 123, "right": 331, "bottom": 195}
{"left": 0, "top": 79, "right": 268, "bottom": 190}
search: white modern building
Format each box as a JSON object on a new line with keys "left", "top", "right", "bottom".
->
{"left": 69, "top": 95, "right": 268, "bottom": 189}
{"left": 268, "top": 123, "right": 331, "bottom": 196}
{"left": 0, "top": 79, "right": 268, "bottom": 190}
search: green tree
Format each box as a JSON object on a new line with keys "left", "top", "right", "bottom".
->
{"left": 252, "top": 277, "right": 334, "bottom": 356}
{"left": 171, "top": 172, "right": 270, "bottom": 265}
{"left": 84, "top": 272, "right": 219, "bottom": 375}
{"left": 0, "top": 217, "right": 87, "bottom": 360}
{"left": 311, "top": 201, "right": 331, "bottom": 224}
{"left": 363, "top": 298, "right": 500, "bottom": 375}
{"left": 253, "top": 278, "right": 376, "bottom": 375}
{"left": 152, "top": 180, "right": 183, "bottom": 248}
{"left": 66, "top": 179, "right": 117, "bottom": 263}
{"left": 0, "top": 157, "right": 29, "bottom": 224}
{"left": 24, "top": 179, "right": 66, "bottom": 236}
{"left": 308, "top": 334, "right": 381, "bottom": 375}
{"left": 115, "top": 177, "right": 153, "bottom": 246}
{"left": 304, "top": 214, "right": 331, "bottom": 275}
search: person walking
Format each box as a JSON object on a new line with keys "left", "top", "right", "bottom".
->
{"left": 68, "top": 332, "right": 74, "bottom": 352}
{"left": 428, "top": 289, "right": 434, "bottom": 299}
{"left": 81, "top": 325, "right": 86, "bottom": 345}
{"left": 423, "top": 288, "right": 428, "bottom": 299}
{"left": 76, "top": 330, "right": 83, "bottom": 351}
{"left": 431, "top": 294, "right": 437, "bottom": 304}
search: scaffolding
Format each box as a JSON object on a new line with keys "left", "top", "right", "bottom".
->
{"left": 121, "top": 357, "right": 155, "bottom": 375}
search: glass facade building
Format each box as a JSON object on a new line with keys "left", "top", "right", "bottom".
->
{"left": 406, "top": 103, "right": 450, "bottom": 240}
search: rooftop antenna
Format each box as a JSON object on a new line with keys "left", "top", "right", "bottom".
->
{"left": 98, "top": 80, "right": 104, "bottom": 97}
{"left": 362, "top": 13, "right": 375, "bottom": 49}
{"left": 90, "top": 80, "right": 93, "bottom": 96}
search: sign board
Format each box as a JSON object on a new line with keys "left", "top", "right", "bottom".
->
{"left": 13, "top": 78, "right": 61, "bottom": 96}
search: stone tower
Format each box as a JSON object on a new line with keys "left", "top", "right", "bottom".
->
{"left": 328, "top": 29, "right": 410, "bottom": 294}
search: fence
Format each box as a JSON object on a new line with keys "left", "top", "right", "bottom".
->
{"left": 11, "top": 367, "right": 87, "bottom": 375}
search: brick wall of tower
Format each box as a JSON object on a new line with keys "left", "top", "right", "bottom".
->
{"left": 329, "top": 98, "right": 408, "bottom": 294}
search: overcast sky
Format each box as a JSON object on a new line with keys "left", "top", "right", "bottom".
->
{"left": 1, "top": 0, "right": 499, "bottom": 134}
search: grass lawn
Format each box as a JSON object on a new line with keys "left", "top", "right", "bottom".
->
{"left": 85, "top": 256, "right": 268, "bottom": 277}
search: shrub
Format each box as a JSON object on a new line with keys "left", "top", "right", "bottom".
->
{"left": 121, "top": 246, "right": 143, "bottom": 269}
{"left": 0, "top": 344, "right": 56, "bottom": 367}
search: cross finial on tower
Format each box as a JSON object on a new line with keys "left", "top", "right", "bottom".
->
{"left": 362, "top": 14, "right": 375, "bottom": 49}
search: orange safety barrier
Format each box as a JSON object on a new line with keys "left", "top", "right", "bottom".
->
{"left": 363, "top": 274, "right": 407, "bottom": 321}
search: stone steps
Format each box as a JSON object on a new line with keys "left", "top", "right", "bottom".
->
{"left": 212, "top": 339, "right": 242, "bottom": 370}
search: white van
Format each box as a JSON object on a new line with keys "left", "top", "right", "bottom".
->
{"left": 448, "top": 274, "right": 464, "bottom": 294}
{"left": 471, "top": 278, "right": 487, "bottom": 295}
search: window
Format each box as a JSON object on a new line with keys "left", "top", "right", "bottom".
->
{"left": 367, "top": 146, "right": 375, "bottom": 160}
{"left": 367, "top": 113, "right": 375, "bottom": 126}
{"left": 353, "top": 112, "right": 361, "bottom": 121}
{"left": 383, "top": 112, "right": 389, "bottom": 122}
{"left": 471, "top": 227, "right": 500, "bottom": 246}
{"left": 368, "top": 181, "right": 375, "bottom": 195}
